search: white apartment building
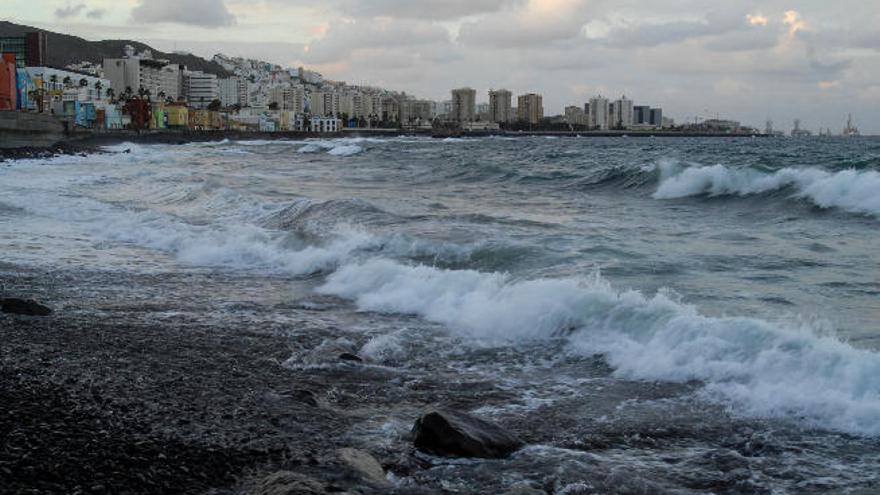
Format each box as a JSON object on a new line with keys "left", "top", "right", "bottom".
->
{"left": 310, "top": 116, "right": 340, "bottom": 133}
{"left": 184, "top": 71, "right": 219, "bottom": 108}
{"left": 218, "top": 77, "right": 243, "bottom": 107}
{"left": 26, "top": 67, "right": 110, "bottom": 102}
{"left": 102, "top": 55, "right": 181, "bottom": 100}
{"left": 588, "top": 95, "right": 610, "bottom": 130}
{"left": 612, "top": 95, "right": 634, "bottom": 129}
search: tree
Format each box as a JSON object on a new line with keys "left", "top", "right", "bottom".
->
{"left": 79, "top": 78, "right": 88, "bottom": 88}
{"left": 94, "top": 81, "right": 102, "bottom": 100}
{"left": 207, "top": 99, "right": 222, "bottom": 111}
{"left": 105, "top": 88, "right": 115, "bottom": 102}
{"left": 49, "top": 74, "right": 58, "bottom": 90}
{"left": 62, "top": 76, "right": 71, "bottom": 88}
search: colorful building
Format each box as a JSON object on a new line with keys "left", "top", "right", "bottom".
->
{"left": 0, "top": 53, "right": 16, "bottom": 110}
{"left": 164, "top": 103, "right": 188, "bottom": 128}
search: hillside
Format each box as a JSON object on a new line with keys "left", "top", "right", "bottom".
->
{"left": 0, "top": 21, "right": 230, "bottom": 77}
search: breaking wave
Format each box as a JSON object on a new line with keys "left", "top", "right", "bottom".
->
{"left": 319, "top": 258, "right": 880, "bottom": 436}
{"left": 653, "top": 162, "right": 880, "bottom": 216}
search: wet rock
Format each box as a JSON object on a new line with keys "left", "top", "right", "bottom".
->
{"left": 301, "top": 338, "right": 359, "bottom": 365}
{"left": 505, "top": 483, "right": 548, "bottom": 495}
{"left": 338, "top": 352, "right": 362, "bottom": 362}
{"left": 412, "top": 407, "right": 524, "bottom": 459}
{"left": 336, "top": 447, "right": 388, "bottom": 486}
{"left": 251, "top": 471, "right": 324, "bottom": 495}
{"left": 0, "top": 298, "right": 53, "bottom": 316}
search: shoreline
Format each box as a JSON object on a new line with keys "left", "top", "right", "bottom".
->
{"left": 0, "top": 127, "right": 777, "bottom": 162}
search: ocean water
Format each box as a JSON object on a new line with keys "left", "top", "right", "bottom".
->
{"left": 1, "top": 136, "right": 879, "bottom": 492}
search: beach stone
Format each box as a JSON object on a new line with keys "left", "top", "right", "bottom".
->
{"left": 0, "top": 298, "right": 52, "bottom": 316}
{"left": 336, "top": 448, "right": 388, "bottom": 485}
{"left": 412, "top": 407, "right": 524, "bottom": 458}
{"left": 250, "top": 471, "right": 324, "bottom": 495}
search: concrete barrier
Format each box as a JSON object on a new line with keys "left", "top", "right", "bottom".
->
{"left": 0, "top": 111, "right": 66, "bottom": 149}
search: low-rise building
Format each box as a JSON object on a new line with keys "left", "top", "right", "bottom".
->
{"left": 310, "top": 116, "right": 341, "bottom": 133}
{"left": 164, "top": 103, "right": 189, "bottom": 128}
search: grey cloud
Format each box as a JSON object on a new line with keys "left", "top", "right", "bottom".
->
{"left": 55, "top": 4, "right": 86, "bottom": 19}
{"left": 806, "top": 47, "right": 851, "bottom": 78}
{"left": 303, "top": 20, "right": 450, "bottom": 64}
{"left": 131, "top": 0, "right": 236, "bottom": 27}
{"left": 457, "top": 2, "right": 591, "bottom": 48}
{"left": 86, "top": 8, "right": 107, "bottom": 20}
{"left": 601, "top": 10, "right": 747, "bottom": 48}
{"left": 704, "top": 29, "right": 779, "bottom": 52}
{"left": 335, "top": 0, "right": 521, "bottom": 20}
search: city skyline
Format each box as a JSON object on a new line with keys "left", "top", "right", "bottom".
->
{"left": 5, "top": 0, "right": 880, "bottom": 133}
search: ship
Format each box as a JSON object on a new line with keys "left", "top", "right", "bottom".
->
{"left": 842, "top": 114, "right": 860, "bottom": 137}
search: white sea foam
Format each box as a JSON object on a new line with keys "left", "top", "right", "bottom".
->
{"left": 653, "top": 162, "right": 880, "bottom": 216}
{"left": 319, "top": 259, "right": 880, "bottom": 435}
{"left": 327, "top": 144, "right": 364, "bottom": 156}
{"left": 297, "top": 140, "right": 364, "bottom": 156}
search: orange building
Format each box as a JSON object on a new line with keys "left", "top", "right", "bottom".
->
{"left": 0, "top": 53, "right": 17, "bottom": 110}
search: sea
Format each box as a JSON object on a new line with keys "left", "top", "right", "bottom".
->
{"left": 1, "top": 135, "right": 879, "bottom": 493}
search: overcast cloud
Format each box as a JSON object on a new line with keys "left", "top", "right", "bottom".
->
{"left": 11, "top": 0, "right": 880, "bottom": 133}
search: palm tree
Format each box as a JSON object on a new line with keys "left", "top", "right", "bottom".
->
{"left": 105, "top": 87, "right": 115, "bottom": 102}
{"left": 62, "top": 75, "right": 71, "bottom": 89}
{"left": 49, "top": 74, "right": 58, "bottom": 91}
{"left": 94, "top": 81, "right": 102, "bottom": 100}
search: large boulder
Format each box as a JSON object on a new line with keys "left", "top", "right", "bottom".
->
{"left": 336, "top": 448, "right": 388, "bottom": 486}
{"left": 0, "top": 298, "right": 52, "bottom": 316}
{"left": 412, "top": 407, "right": 524, "bottom": 459}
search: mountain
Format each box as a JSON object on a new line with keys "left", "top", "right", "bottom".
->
{"left": 0, "top": 21, "right": 230, "bottom": 77}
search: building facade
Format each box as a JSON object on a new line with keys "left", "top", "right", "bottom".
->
{"left": 218, "top": 77, "right": 243, "bottom": 107}
{"left": 612, "top": 95, "right": 633, "bottom": 129}
{"left": 268, "top": 85, "right": 305, "bottom": 113}
{"left": 1, "top": 32, "right": 48, "bottom": 68}
{"left": 517, "top": 93, "right": 543, "bottom": 124}
{"left": 650, "top": 108, "right": 663, "bottom": 128}
{"left": 451, "top": 87, "right": 476, "bottom": 122}
{"left": 588, "top": 95, "right": 610, "bottom": 130}
{"left": 488, "top": 89, "right": 512, "bottom": 123}
{"left": 564, "top": 105, "right": 586, "bottom": 125}
{"left": 103, "top": 56, "right": 182, "bottom": 100}
{"left": 183, "top": 71, "right": 219, "bottom": 108}
{"left": 633, "top": 105, "right": 651, "bottom": 125}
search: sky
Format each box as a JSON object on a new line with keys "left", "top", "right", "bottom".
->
{"left": 7, "top": 0, "right": 880, "bottom": 133}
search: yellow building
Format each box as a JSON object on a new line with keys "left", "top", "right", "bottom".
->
{"left": 165, "top": 103, "right": 188, "bottom": 128}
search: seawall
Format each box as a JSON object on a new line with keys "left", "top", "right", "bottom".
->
{"left": 0, "top": 111, "right": 66, "bottom": 149}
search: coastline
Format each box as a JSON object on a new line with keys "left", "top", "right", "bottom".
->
{"left": 0, "top": 127, "right": 772, "bottom": 162}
